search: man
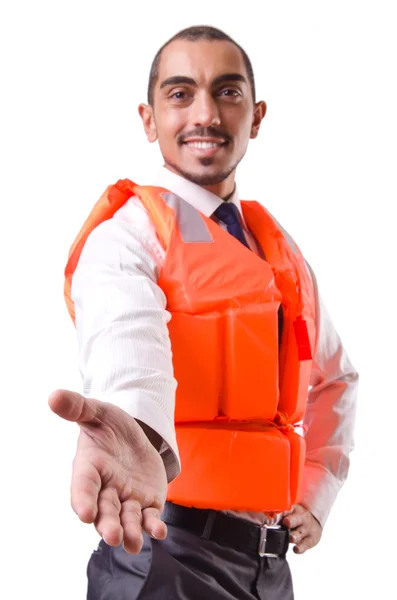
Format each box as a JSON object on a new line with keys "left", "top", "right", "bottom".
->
{"left": 49, "top": 26, "right": 358, "bottom": 600}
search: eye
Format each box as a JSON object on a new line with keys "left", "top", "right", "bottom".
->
{"left": 219, "top": 88, "right": 241, "bottom": 97}
{"left": 169, "top": 90, "right": 188, "bottom": 100}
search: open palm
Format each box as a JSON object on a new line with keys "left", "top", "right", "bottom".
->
{"left": 49, "top": 389, "right": 168, "bottom": 554}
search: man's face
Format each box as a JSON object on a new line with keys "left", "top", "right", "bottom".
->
{"left": 139, "top": 39, "right": 266, "bottom": 192}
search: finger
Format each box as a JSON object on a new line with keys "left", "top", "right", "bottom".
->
{"left": 142, "top": 506, "right": 167, "bottom": 540}
{"left": 120, "top": 499, "right": 144, "bottom": 554}
{"left": 48, "top": 389, "right": 101, "bottom": 424}
{"left": 289, "top": 527, "right": 306, "bottom": 545}
{"left": 293, "top": 535, "right": 312, "bottom": 554}
{"left": 71, "top": 456, "right": 101, "bottom": 523}
{"left": 282, "top": 511, "right": 304, "bottom": 530}
{"left": 94, "top": 487, "right": 123, "bottom": 547}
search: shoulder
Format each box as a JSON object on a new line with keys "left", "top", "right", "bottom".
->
{"left": 78, "top": 194, "right": 165, "bottom": 270}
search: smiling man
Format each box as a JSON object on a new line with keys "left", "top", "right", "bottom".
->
{"left": 49, "top": 26, "right": 358, "bottom": 600}
{"left": 139, "top": 36, "right": 263, "bottom": 196}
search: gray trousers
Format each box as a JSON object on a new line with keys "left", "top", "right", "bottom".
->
{"left": 87, "top": 523, "right": 294, "bottom": 600}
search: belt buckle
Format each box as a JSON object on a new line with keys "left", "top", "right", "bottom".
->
{"left": 258, "top": 523, "right": 282, "bottom": 557}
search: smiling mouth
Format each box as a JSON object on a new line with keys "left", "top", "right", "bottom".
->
{"left": 181, "top": 138, "right": 230, "bottom": 158}
{"left": 184, "top": 141, "right": 227, "bottom": 149}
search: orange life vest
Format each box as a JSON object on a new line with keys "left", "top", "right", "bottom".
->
{"left": 64, "top": 179, "right": 316, "bottom": 514}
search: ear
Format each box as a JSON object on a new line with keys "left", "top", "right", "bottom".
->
{"left": 250, "top": 101, "right": 267, "bottom": 139}
{"left": 138, "top": 103, "right": 157, "bottom": 143}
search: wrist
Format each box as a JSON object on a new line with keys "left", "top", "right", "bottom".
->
{"left": 135, "top": 419, "right": 163, "bottom": 452}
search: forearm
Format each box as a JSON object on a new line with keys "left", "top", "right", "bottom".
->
{"left": 71, "top": 218, "right": 181, "bottom": 482}
{"left": 300, "top": 267, "right": 359, "bottom": 526}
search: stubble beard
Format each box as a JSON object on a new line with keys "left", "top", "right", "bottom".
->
{"left": 165, "top": 156, "right": 241, "bottom": 187}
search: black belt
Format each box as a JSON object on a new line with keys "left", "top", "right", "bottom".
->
{"left": 162, "top": 502, "right": 290, "bottom": 558}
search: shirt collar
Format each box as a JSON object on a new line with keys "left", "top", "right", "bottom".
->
{"left": 154, "top": 166, "right": 248, "bottom": 228}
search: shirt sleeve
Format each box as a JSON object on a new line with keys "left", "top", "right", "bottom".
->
{"left": 298, "top": 264, "right": 359, "bottom": 527}
{"left": 71, "top": 206, "right": 180, "bottom": 482}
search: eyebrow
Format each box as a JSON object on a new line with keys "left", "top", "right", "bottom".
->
{"left": 160, "top": 76, "right": 196, "bottom": 89}
{"left": 160, "top": 73, "right": 248, "bottom": 90}
{"left": 212, "top": 73, "right": 247, "bottom": 87}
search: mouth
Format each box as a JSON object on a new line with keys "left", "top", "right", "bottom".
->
{"left": 181, "top": 138, "right": 229, "bottom": 157}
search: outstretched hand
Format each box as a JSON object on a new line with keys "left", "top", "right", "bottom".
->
{"left": 48, "top": 389, "right": 168, "bottom": 554}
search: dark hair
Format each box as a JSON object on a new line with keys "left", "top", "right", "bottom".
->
{"left": 147, "top": 25, "right": 256, "bottom": 105}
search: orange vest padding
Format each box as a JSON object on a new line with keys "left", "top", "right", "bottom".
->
{"left": 64, "top": 179, "right": 316, "bottom": 514}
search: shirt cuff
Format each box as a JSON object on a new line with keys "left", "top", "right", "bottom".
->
{"left": 298, "top": 462, "right": 342, "bottom": 528}
{"left": 94, "top": 390, "right": 181, "bottom": 484}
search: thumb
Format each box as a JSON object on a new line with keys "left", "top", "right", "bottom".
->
{"left": 48, "top": 389, "right": 101, "bottom": 423}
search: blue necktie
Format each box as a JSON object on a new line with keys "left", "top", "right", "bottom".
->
{"left": 214, "top": 202, "right": 250, "bottom": 249}
{"left": 214, "top": 201, "right": 284, "bottom": 344}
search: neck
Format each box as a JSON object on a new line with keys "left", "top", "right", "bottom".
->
{"left": 163, "top": 164, "right": 236, "bottom": 200}
{"left": 202, "top": 179, "right": 236, "bottom": 200}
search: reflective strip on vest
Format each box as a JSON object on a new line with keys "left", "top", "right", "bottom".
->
{"left": 161, "top": 192, "right": 213, "bottom": 243}
{"left": 267, "top": 210, "right": 299, "bottom": 255}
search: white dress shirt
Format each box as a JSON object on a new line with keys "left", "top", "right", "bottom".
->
{"left": 71, "top": 166, "right": 358, "bottom": 528}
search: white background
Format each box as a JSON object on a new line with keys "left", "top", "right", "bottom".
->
{"left": 1, "top": 1, "right": 396, "bottom": 598}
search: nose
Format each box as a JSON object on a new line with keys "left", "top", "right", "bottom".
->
{"left": 192, "top": 91, "right": 221, "bottom": 128}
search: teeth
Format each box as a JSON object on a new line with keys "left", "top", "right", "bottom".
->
{"left": 187, "top": 142, "right": 220, "bottom": 149}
